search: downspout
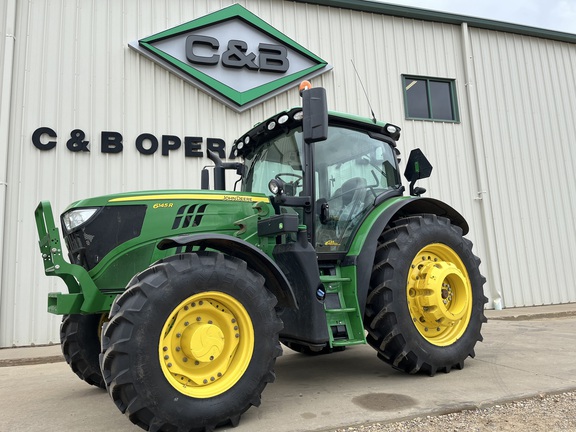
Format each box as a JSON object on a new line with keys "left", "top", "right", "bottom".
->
{"left": 460, "top": 22, "right": 504, "bottom": 309}
{"left": 0, "top": 0, "right": 17, "bottom": 318}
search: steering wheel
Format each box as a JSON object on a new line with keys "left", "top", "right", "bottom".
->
{"left": 275, "top": 173, "right": 303, "bottom": 187}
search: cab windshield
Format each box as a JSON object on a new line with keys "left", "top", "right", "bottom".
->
{"left": 242, "top": 130, "right": 305, "bottom": 198}
{"left": 242, "top": 125, "right": 400, "bottom": 252}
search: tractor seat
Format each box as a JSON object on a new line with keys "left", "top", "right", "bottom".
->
{"left": 336, "top": 177, "right": 367, "bottom": 237}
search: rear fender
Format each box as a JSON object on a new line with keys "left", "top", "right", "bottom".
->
{"left": 158, "top": 234, "right": 298, "bottom": 309}
{"left": 352, "top": 197, "right": 469, "bottom": 316}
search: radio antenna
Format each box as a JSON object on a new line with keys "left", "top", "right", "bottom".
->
{"left": 351, "top": 59, "right": 377, "bottom": 124}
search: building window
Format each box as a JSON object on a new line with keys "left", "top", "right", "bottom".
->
{"left": 402, "top": 76, "right": 459, "bottom": 122}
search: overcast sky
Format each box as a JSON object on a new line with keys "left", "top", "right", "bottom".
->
{"left": 384, "top": 0, "right": 576, "bottom": 34}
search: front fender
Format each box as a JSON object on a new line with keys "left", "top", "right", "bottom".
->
{"left": 158, "top": 234, "right": 298, "bottom": 309}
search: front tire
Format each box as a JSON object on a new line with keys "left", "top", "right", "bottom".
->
{"left": 60, "top": 313, "right": 107, "bottom": 389}
{"left": 365, "top": 215, "right": 487, "bottom": 376}
{"left": 100, "top": 252, "right": 282, "bottom": 431}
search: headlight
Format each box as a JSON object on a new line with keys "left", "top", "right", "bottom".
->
{"left": 62, "top": 208, "right": 99, "bottom": 232}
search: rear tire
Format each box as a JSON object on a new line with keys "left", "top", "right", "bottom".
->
{"left": 100, "top": 252, "right": 283, "bottom": 432}
{"left": 60, "top": 313, "right": 107, "bottom": 389}
{"left": 365, "top": 215, "right": 487, "bottom": 376}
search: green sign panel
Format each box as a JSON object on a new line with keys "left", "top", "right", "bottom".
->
{"left": 129, "top": 4, "right": 331, "bottom": 112}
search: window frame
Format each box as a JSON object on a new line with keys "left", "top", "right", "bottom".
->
{"left": 402, "top": 75, "right": 460, "bottom": 123}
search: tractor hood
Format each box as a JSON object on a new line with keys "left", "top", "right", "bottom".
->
{"left": 60, "top": 190, "right": 273, "bottom": 276}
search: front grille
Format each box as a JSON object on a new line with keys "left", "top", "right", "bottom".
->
{"left": 63, "top": 205, "right": 146, "bottom": 270}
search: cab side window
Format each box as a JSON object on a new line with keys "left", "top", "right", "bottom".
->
{"left": 315, "top": 126, "right": 399, "bottom": 252}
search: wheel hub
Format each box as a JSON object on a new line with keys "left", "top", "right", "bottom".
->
{"left": 407, "top": 244, "right": 472, "bottom": 346}
{"left": 412, "top": 261, "right": 468, "bottom": 324}
{"left": 159, "top": 291, "right": 254, "bottom": 398}
{"left": 186, "top": 323, "right": 225, "bottom": 363}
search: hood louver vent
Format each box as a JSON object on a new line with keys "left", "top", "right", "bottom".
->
{"left": 172, "top": 204, "right": 208, "bottom": 230}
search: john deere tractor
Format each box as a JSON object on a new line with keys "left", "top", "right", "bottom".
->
{"left": 35, "top": 82, "right": 486, "bottom": 431}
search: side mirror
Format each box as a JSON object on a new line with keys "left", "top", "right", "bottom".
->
{"left": 301, "top": 83, "right": 328, "bottom": 144}
{"left": 404, "top": 148, "right": 433, "bottom": 196}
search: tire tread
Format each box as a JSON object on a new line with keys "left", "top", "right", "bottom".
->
{"left": 365, "top": 214, "right": 488, "bottom": 376}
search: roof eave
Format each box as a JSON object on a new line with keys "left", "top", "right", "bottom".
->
{"left": 293, "top": 0, "right": 576, "bottom": 44}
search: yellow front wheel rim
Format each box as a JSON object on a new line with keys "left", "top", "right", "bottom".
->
{"left": 407, "top": 244, "right": 472, "bottom": 346}
{"left": 97, "top": 313, "right": 109, "bottom": 342}
{"left": 159, "top": 291, "right": 254, "bottom": 398}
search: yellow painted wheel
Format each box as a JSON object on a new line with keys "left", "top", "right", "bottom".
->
{"left": 159, "top": 291, "right": 255, "bottom": 398}
{"left": 97, "top": 313, "right": 109, "bottom": 342}
{"left": 365, "top": 215, "right": 487, "bottom": 376}
{"left": 407, "top": 243, "right": 472, "bottom": 346}
{"left": 101, "top": 252, "right": 282, "bottom": 431}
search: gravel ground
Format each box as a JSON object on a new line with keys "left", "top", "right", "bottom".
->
{"left": 330, "top": 390, "right": 576, "bottom": 432}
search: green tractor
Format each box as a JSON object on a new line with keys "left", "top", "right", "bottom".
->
{"left": 35, "top": 82, "right": 487, "bottom": 431}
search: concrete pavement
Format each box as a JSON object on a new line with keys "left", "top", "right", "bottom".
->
{"left": 1, "top": 303, "right": 576, "bottom": 431}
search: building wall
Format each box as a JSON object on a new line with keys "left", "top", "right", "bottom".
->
{"left": 467, "top": 28, "right": 576, "bottom": 307}
{"left": 0, "top": 0, "right": 574, "bottom": 347}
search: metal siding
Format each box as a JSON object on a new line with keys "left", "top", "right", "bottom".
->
{"left": 468, "top": 28, "right": 576, "bottom": 307}
{"left": 2, "top": 0, "right": 575, "bottom": 346}
{"left": 0, "top": 0, "right": 8, "bottom": 346}
{"left": 0, "top": 1, "right": 7, "bottom": 102}
{"left": 0, "top": 0, "right": 311, "bottom": 347}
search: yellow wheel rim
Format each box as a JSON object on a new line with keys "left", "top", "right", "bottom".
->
{"left": 97, "top": 313, "right": 109, "bottom": 342}
{"left": 406, "top": 244, "right": 472, "bottom": 346}
{"left": 158, "top": 291, "right": 254, "bottom": 398}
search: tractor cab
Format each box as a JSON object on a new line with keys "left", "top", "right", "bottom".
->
{"left": 233, "top": 87, "right": 404, "bottom": 255}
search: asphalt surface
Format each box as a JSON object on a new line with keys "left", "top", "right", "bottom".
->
{"left": 1, "top": 304, "right": 575, "bottom": 432}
